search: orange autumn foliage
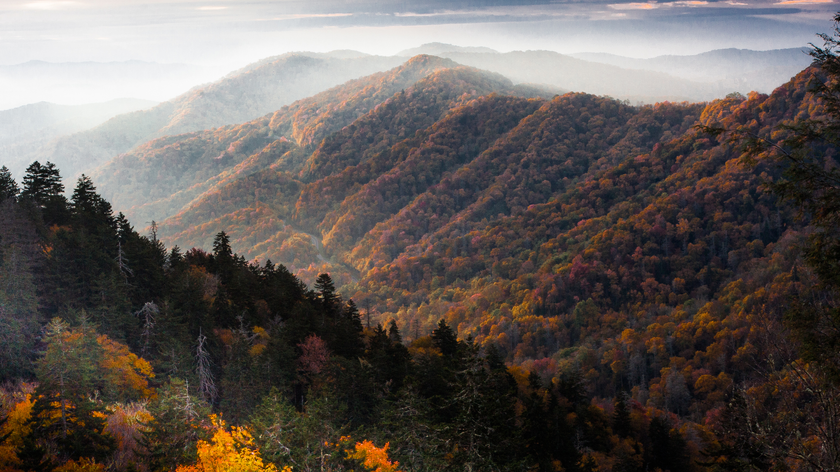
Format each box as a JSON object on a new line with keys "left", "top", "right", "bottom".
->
{"left": 53, "top": 458, "right": 106, "bottom": 472}
{"left": 174, "top": 415, "right": 285, "bottom": 472}
{"left": 104, "top": 402, "right": 153, "bottom": 471}
{"left": 347, "top": 440, "right": 402, "bottom": 472}
{"left": 0, "top": 395, "right": 33, "bottom": 472}
{"left": 97, "top": 335, "right": 155, "bottom": 400}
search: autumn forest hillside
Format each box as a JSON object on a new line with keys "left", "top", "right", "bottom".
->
{"left": 0, "top": 40, "right": 839, "bottom": 472}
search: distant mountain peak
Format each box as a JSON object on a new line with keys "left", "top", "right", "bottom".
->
{"left": 401, "top": 54, "right": 459, "bottom": 68}
{"left": 397, "top": 43, "right": 498, "bottom": 57}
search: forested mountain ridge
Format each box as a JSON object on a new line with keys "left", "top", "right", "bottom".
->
{"left": 91, "top": 56, "right": 484, "bottom": 223}
{"left": 123, "top": 86, "right": 702, "bottom": 295}
{"left": 10, "top": 53, "right": 404, "bottom": 180}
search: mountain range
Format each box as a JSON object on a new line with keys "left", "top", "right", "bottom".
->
{"left": 80, "top": 50, "right": 814, "bottom": 357}
{"left": 4, "top": 44, "right": 810, "bottom": 182}
{"left": 571, "top": 47, "right": 812, "bottom": 93}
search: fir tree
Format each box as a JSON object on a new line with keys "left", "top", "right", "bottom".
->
{"left": 0, "top": 166, "right": 18, "bottom": 203}
{"left": 139, "top": 378, "right": 210, "bottom": 472}
{"left": 20, "top": 161, "right": 67, "bottom": 224}
{"left": 431, "top": 319, "right": 459, "bottom": 357}
{"left": 314, "top": 273, "right": 338, "bottom": 312}
{"left": 613, "top": 393, "right": 632, "bottom": 438}
{"left": 387, "top": 319, "right": 402, "bottom": 344}
{"left": 21, "top": 161, "right": 63, "bottom": 204}
{"left": 26, "top": 317, "right": 115, "bottom": 464}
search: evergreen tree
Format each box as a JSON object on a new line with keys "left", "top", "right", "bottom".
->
{"left": 139, "top": 378, "right": 210, "bottom": 472}
{"left": 384, "top": 322, "right": 411, "bottom": 390}
{"left": 212, "top": 231, "right": 233, "bottom": 260}
{"left": 314, "top": 273, "right": 338, "bottom": 314}
{"left": 387, "top": 319, "right": 402, "bottom": 345}
{"left": 613, "top": 393, "right": 632, "bottom": 438}
{"left": 20, "top": 161, "right": 67, "bottom": 224}
{"left": 647, "top": 416, "right": 690, "bottom": 472}
{"left": 365, "top": 322, "right": 410, "bottom": 391}
{"left": 0, "top": 166, "right": 18, "bottom": 203}
{"left": 484, "top": 342, "right": 506, "bottom": 372}
{"left": 71, "top": 175, "right": 113, "bottom": 224}
{"left": 331, "top": 299, "right": 364, "bottom": 358}
{"left": 431, "top": 319, "right": 459, "bottom": 356}
{"left": 211, "top": 231, "right": 234, "bottom": 282}
{"left": 21, "top": 161, "right": 63, "bottom": 203}
{"left": 25, "top": 317, "right": 115, "bottom": 464}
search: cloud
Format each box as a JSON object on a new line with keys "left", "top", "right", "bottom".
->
{"left": 608, "top": 2, "right": 659, "bottom": 10}
{"left": 258, "top": 13, "right": 354, "bottom": 20}
{"left": 198, "top": 6, "right": 228, "bottom": 11}
{"left": 395, "top": 10, "right": 510, "bottom": 17}
{"left": 668, "top": 1, "right": 709, "bottom": 6}
{"left": 22, "top": 1, "right": 84, "bottom": 9}
{"left": 774, "top": 0, "right": 833, "bottom": 4}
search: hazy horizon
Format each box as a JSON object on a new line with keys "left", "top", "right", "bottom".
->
{"left": 1, "top": 0, "right": 836, "bottom": 109}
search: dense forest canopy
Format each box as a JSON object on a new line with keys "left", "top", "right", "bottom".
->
{"left": 2, "top": 16, "right": 840, "bottom": 472}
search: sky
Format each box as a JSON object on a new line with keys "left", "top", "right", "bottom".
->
{"left": 0, "top": 0, "right": 836, "bottom": 65}
{"left": 0, "top": 0, "right": 836, "bottom": 107}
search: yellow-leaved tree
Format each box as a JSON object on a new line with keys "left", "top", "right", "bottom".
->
{"left": 0, "top": 394, "right": 33, "bottom": 472}
{"left": 98, "top": 335, "right": 155, "bottom": 401}
{"left": 53, "top": 457, "right": 106, "bottom": 472}
{"left": 175, "top": 415, "right": 287, "bottom": 472}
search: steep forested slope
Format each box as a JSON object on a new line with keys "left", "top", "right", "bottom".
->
{"left": 138, "top": 88, "right": 702, "bottom": 291}
{"left": 91, "top": 56, "right": 477, "bottom": 223}
{"left": 93, "top": 54, "right": 819, "bottom": 368}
